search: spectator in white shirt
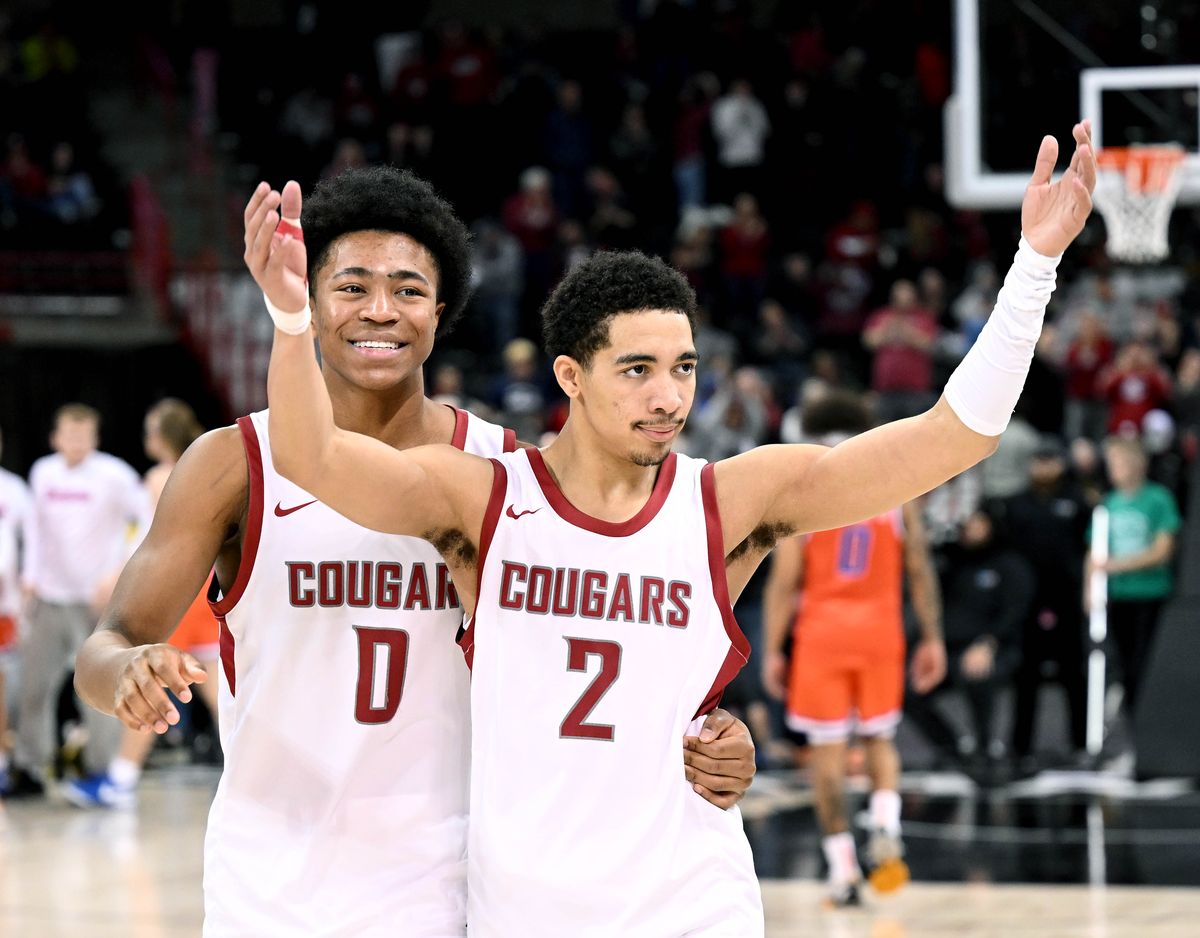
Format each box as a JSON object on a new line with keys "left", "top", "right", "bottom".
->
{"left": 10, "top": 404, "right": 149, "bottom": 797}
{"left": 0, "top": 425, "right": 32, "bottom": 793}
{"left": 710, "top": 78, "right": 770, "bottom": 202}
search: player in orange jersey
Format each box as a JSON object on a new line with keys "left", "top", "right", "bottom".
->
{"left": 763, "top": 391, "right": 946, "bottom": 907}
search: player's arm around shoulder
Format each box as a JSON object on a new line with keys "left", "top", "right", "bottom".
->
{"left": 75, "top": 425, "right": 248, "bottom": 731}
{"left": 290, "top": 431, "right": 495, "bottom": 544}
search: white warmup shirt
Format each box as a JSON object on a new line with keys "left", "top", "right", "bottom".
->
{"left": 461, "top": 448, "right": 764, "bottom": 937}
{"left": 25, "top": 451, "right": 148, "bottom": 604}
{"left": 0, "top": 466, "right": 31, "bottom": 620}
{"left": 205, "top": 408, "right": 514, "bottom": 938}
{"left": 710, "top": 94, "right": 770, "bottom": 168}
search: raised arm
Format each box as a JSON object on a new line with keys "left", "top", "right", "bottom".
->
{"left": 715, "top": 122, "right": 1097, "bottom": 548}
{"left": 244, "top": 181, "right": 490, "bottom": 539}
{"left": 266, "top": 302, "right": 470, "bottom": 537}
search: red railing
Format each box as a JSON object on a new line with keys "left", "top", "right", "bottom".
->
{"left": 129, "top": 173, "right": 171, "bottom": 313}
{"left": 0, "top": 250, "right": 130, "bottom": 294}
{"left": 171, "top": 265, "right": 270, "bottom": 418}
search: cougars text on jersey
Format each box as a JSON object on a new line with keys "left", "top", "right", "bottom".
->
{"left": 497, "top": 561, "right": 691, "bottom": 626}
{"left": 286, "top": 560, "right": 460, "bottom": 610}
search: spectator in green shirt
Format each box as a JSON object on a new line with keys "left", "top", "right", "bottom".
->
{"left": 1086, "top": 436, "right": 1182, "bottom": 711}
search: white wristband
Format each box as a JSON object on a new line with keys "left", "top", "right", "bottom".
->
{"left": 263, "top": 291, "right": 312, "bottom": 335}
{"left": 943, "top": 237, "right": 1062, "bottom": 436}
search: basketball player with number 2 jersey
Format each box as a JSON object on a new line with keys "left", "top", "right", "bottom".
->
{"left": 459, "top": 446, "right": 762, "bottom": 935}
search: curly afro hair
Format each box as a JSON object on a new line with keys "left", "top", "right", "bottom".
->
{"left": 541, "top": 251, "right": 697, "bottom": 366}
{"left": 302, "top": 167, "right": 472, "bottom": 335}
{"left": 801, "top": 390, "right": 874, "bottom": 439}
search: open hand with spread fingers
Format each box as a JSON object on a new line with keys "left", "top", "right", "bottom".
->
{"left": 243, "top": 179, "right": 309, "bottom": 318}
{"left": 1022, "top": 120, "right": 1098, "bottom": 257}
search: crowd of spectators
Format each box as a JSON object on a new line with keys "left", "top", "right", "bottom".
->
{"left": 199, "top": 6, "right": 1197, "bottom": 478}
{"left": 0, "top": 16, "right": 125, "bottom": 251}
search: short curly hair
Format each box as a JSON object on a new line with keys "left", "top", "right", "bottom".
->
{"left": 541, "top": 251, "right": 697, "bottom": 366}
{"left": 302, "top": 167, "right": 472, "bottom": 335}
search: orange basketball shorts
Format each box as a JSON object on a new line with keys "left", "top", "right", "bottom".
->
{"left": 786, "top": 647, "right": 905, "bottom": 743}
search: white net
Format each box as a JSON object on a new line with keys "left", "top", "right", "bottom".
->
{"left": 1093, "top": 145, "right": 1186, "bottom": 263}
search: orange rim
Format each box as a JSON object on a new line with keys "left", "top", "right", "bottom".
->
{"left": 1096, "top": 145, "right": 1186, "bottom": 193}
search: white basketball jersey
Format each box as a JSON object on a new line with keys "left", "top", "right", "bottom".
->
{"left": 460, "top": 448, "right": 764, "bottom": 937}
{"left": 204, "top": 407, "right": 514, "bottom": 938}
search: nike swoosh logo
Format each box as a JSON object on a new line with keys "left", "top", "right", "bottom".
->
{"left": 275, "top": 499, "right": 318, "bottom": 517}
{"left": 505, "top": 506, "right": 541, "bottom": 520}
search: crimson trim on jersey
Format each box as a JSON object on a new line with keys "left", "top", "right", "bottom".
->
{"left": 205, "top": 571, "right": 237, "bottom": 695}
{"left": 458, "top": 458, "right": 509, "bottom": 670}
{"left": 450, "top": 406, "right": 469, "bottom": 450}
{"left": 694, "top": 462, "right": 751, "bottom": 718}
{"left": 209, "top": 417, "right": 265, "bottom": 619}
{"left": 502, "top": 426, "right": 517, "bottom": 452}
{"left": 207, "top": 417, "right": 265, "bottom": 695}
{"left": 527, "top": 448, "right": 677, "bottom": 537}
{"left": 217, "top": 617, "right": 237, "bottom": 695}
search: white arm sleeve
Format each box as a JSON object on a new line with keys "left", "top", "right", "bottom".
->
{"left": 943, "top": 237, "right": 1062, "bottom": 437}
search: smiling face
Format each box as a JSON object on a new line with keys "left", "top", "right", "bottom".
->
{"left": 558, "top": 310, "right": 697, "bottom": 467}
{"left": 311, "top": 230, "right": 443, "bottom": 393}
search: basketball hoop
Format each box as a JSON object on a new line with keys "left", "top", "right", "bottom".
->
{"left": 1093, "top": 145, "right": 1186, "bottom": 263}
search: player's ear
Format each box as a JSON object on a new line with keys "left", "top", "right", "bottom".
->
{"left": 553, "top": 355, "right": 584, "bottom": 400}
{"left": 433, "top": 302, "right": 445, "bottom": 326}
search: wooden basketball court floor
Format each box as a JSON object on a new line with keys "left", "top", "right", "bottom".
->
{"left": 3, "top": 767, "right": 1199, "bottom": 937}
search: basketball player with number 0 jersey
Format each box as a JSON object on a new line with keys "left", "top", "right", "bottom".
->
{"left": 258, "top": 121, "right": 1096, "bottom": 935}
{"left": 762, "top": 391, "right": 945, "bottom": 908}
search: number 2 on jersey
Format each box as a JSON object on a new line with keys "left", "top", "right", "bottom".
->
{"left": 560, "top": 638, "right": 622, "bottom": 741}
{"left": 353, "top": 626, "right": 410, "bottom": 724}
